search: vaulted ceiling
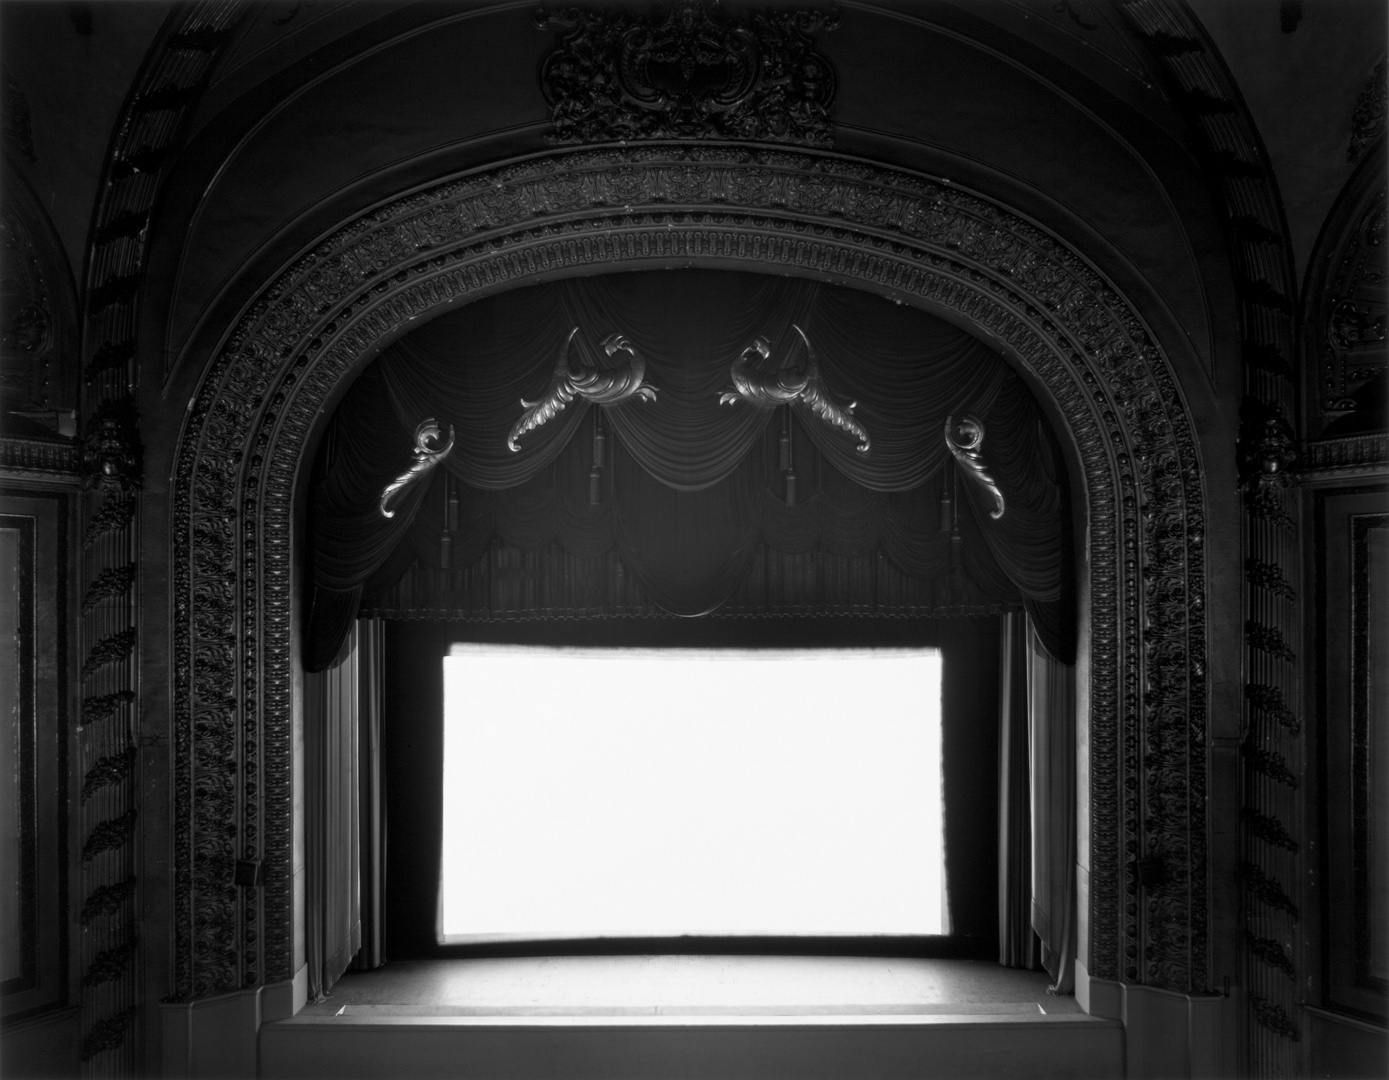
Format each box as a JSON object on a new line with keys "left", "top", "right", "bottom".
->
{"left": 2, "top": 0, "right": 1383, "bottom": 405}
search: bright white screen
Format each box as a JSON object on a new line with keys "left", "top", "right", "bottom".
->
{"left": 440, "top": 646, "right": 947, "bottom": 941}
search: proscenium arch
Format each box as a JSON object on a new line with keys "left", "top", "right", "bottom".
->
{"left": 170, "top": 145, "right": 1208, "bottom": 1002}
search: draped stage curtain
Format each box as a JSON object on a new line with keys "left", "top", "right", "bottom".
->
{"left": 305, "top": 271, "right": 1074, "bottom": 669}
{"left": 1028, "top": 617, "right": 1077, "bottom": 993}
{"left": 303, "top": 623, "right": 362, "bottom": 1001}
{"left": 354, "top": 618, "right": 387, "bottom": 973}
{"left": 998, "top": 611, "right": 1076, "bottom": 988}
{"left": 998, "top": 611, "right": 1040, "bottom": 969}
{"left": 304, "top": 618, "right": 388, "bottom": 997}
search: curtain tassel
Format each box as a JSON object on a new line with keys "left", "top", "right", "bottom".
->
{"left": 440, "top": 473, "right": 454, "bottom": 569}
{"left": 945, "top": 466, "right": 962, "bottom": 603}
{"left": 590, "top": 410, "right": 606, "bottom": 506}
{"left": 781, "top": 406, "right": 795, "bottom": 505}
{"left": 947, "top": 466, "right": 961, "bottom": 565}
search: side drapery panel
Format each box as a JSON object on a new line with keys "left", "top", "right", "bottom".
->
{"left": 1029, "top": 617, "right": 1076, "bottom": 993}
{"left": 303, "top": 624, "right": 363, "bottom": 999}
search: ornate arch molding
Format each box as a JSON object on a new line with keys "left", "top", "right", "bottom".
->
{"left": 169, "top": 146, "right": 1208, "bottom": 1000}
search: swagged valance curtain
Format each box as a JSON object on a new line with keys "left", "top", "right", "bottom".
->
{"left": 306, "top": 271, "right": 1073, "bottom": 669}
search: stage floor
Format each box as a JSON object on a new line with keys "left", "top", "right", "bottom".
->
{"left": 306, "top": 956, "right": 1083, "bottom": 1018}
{"left": 267, "top": 957, "right": 1117, "bottom": 1078}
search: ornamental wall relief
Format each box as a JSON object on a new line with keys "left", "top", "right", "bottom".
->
{"left": 535, "top": 4, "right": 839, "bottom": 146}
{"left": 1307, "top": 142, "right": 1387, "bottom": 428}
{"left": 170, "top": 146, "right": 1208, "bottom": 1000}
{"left": 1, "top": 163, "right": 76, "bottom": 426}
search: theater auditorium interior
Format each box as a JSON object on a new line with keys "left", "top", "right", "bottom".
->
{"left": 0, "top": 0, "right": 1385, "bottom": 1076}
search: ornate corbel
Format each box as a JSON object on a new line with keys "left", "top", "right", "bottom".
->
{"left": 508, "top": 329, "right": 658, "bottom": 452}
{"left": 1238, "top": 398, "right": 1297, "bottom": 525}
{"left": 718, "top": 325, "right": 870, "bottom": 451}
{"left": 379, "top": 418, "right": 455, "bottom": 518}
{"left": 944, "top": 415, "right": 1004, "bottom": 519}
{"left": 80, "top": 398, "right": 142, "bottom": 492}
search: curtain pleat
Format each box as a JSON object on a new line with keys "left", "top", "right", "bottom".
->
{"left": 607, "top": 438, "right": 766, "bottom": 615}
{"left": 790, "top": 292, "right": 1011, "bottom": 492}
{"left": 306, "top": 367, "right": 432, "bottom": 670}
{"left": 306, "top": 270, "right": 1074, "bottom": 665}
{"left": 998, "top": 611, "right": 1040, "bottom": 969}
{"left": 958, "top": 382, "right": 1073, "bottom": 661}
{"left": 383, "top": 286, "right": 590, "bottom": 490}
{"left": 304, "top": 623, "right": 363, "bottom": 1001}
{"left": 355, "top": 617, "right": 386, "bottom": 971}
{"left": 1028, "top": 617, "right": 1077, "bottom": 993}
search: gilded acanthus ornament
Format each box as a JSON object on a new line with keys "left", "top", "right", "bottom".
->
{"left": 379, "top": 418, "right": 455, "bottom": 518}
{"left": 508, "top": 329, "right": 657, "bottom": 452}
{"left": 718, "top": 325, "right": 870, "bottom": 451}
{"left": 944, "top": 415, "right": 1005, "bottom": 519}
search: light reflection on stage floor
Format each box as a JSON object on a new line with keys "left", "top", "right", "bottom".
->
{"left": 305, "top": 956, "right": 1081, "bottom": 1018}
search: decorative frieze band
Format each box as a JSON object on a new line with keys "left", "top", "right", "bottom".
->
{"left": 0, "top": 434, "right": 79, "bottom": 479}
{"left": 1301, "top": 432, "right": 1389, "bottom": 478}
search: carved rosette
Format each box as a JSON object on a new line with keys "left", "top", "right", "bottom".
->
{"left": 171, "top": 146, "right": 1208, "bottom": 998}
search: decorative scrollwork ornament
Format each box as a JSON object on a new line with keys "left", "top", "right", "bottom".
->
{"left": 508, "top": 329, "right": 657, "bottom": 452}
{"left": 944, "top": 414, "right": 1005, "bottom": 518}
{"left": 535, "top": 2, "right": 839, "bottom": 146}
{"left": 719, "top": 325, "right": 869, "bottom": 451}
{"left": 1250, "top": 993, "right": 1300, "bottom": 1041}
{"left": 379, "top": 418, "right": 455, "bottom": 518}
{"left": 1238, "top": 398, "right": 1297, "bottom": 521}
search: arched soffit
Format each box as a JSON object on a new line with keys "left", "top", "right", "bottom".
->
{"left": 1300, "top": 135, "right": 1386, "bottom": 441}
{"left": 169, "top": 145, "right": 1209, "bottom": 1000}
{"left": 145, "top": 1, "right": 1227, "bottom": 392}
{"left": 1, "top": 161, "right": 80, "bottom": 415}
